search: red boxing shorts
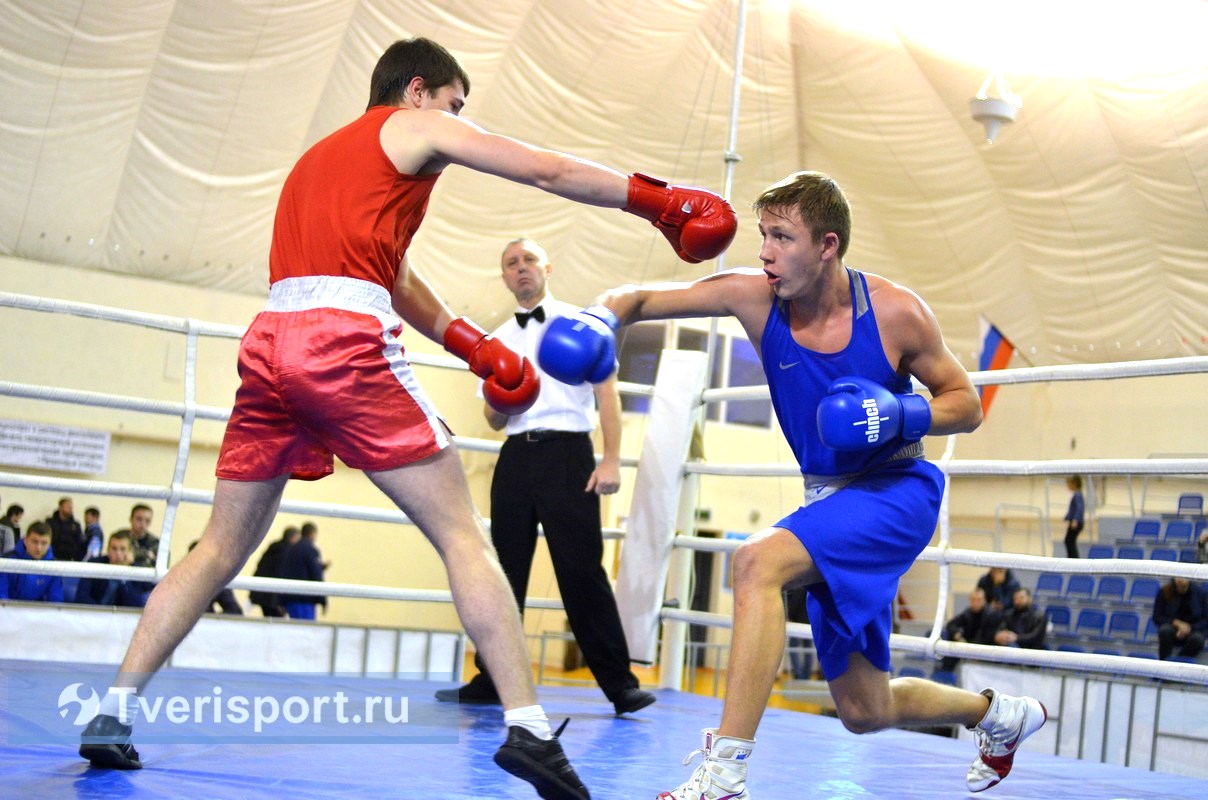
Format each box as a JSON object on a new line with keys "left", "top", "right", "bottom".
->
{"left": 216, "top": 276, "right": 450, "bottom": 481}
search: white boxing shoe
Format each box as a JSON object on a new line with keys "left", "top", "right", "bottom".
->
{"left": 966, "top": 688, "right": 1048, "bottom": 792}
{"left": 657, "top": 728, "right": 753, "bottom": 800}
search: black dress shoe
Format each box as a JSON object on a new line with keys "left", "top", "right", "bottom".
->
{"left": 79, "top": 714, "right": 142, "bottom": 770}
{"left": 434, "top": 673, "right": 501, "bottom": 704}
{"left": 494, "top": 721, "right": 590, "bottom": 799}
{"left": 613, "top": 687, "right": 656, "bottom": 716}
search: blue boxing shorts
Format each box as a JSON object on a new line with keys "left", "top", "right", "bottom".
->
{"left": 775, "top": 457, "right": 944, "bottom": 681}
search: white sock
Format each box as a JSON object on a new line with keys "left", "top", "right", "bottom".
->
{"left": 504, "top": 704, "right": 552, "bottom": 740}
{"left": 98, "top": 687, "right": 141, "bottom": 726}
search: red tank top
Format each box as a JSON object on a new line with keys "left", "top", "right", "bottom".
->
{"left": 269, "top": 106, "right": 439, "bottom": 289}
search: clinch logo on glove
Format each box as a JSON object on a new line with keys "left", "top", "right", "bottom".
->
{"left": 861, "top": 397, "right": 885, "bottom": 443}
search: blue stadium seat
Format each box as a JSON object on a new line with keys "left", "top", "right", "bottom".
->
{"left": 1057, "top": 643, "right": 1086, "bottom": 653}
{"left": 1141, "top": 617, "right": 1158, "bottom": 641}
{"left": 1093, "top": 647, "right": 1122, "bottom": 657}
{"left": 1074, "top": 608, "right": 1107, "bottom": 638}
{"left": 1127, "top": 650, "right": 1157, "bottom": 660}
{"left": 1108, "top": 611, "right": 1141, "bottom": 641}
{"left": 1116, "top": 546, "right": 1145, "bottom": 560}
{"left": 1131, "top": 519, "right": 1161, "bottom": 541}
{"left": 1180, "top": 548, "right": 1198, "bottom": 563}
{"left": 1176, "top": 493, "right": 1204, "bottom": 516}
{"left": 1129, "top": 578, "right": 1161, "bottom": 604}
{"left": 898, "top": 666, "right": 926, "bottom": 679}
{"left": 1150, "top": 548, "right": 1178, "bottom": 562}
{"left": 1065, "top": 574, "right": 1095, "bottom": 599}
{"left": 1035, "top": 572, "right": 1063, "bottom": 595}
{"left": 1046, "top": 605, "right": 1072, "bottom": 633}
{"left": 1163, "top": 520, "right": 1194, "bottom": 544}
{"left": 1096, "top": 576, "right": 1126, "bottom": 603}
{"left": 1086, "top": 544, "right": 1114, "bottom": 559}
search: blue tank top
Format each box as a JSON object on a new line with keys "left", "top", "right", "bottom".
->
{"left": 761, "top": 269, "right": 915, "bottom": 477}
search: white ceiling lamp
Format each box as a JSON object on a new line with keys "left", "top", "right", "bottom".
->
{"left": 970, "top": 70, "right": 1022, "bottom": 144}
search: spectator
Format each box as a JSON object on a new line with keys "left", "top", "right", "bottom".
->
{"left": 112, "top": 504, "right": 158, "bottom": 568}
{"left": 0, "top": 503, "right": 22, "bottom": 555}
{"left": 46, "top": 497, "right": 85, "bottom": 562}
{"left": 993, "top": 588, "right": 1047, "bottom": 649}
{"left": 75, "top": 531, "right": 152, "bottom": 608}
{"left": 249, "top": 525, "right": 300, "bottom": 617}
{"left": 188, "top": 540, "right": 243, "bottom": 615}
{"left": 977, "top": 566, "right": 1021, "bottom": 613}
{"left": 278, "top": 522, "right": 326, "bottom": 620}
{"left": 1063, "top": 476, "right": 1085, "bottom": 558}
{"left": 1153, "top": 577, "right": 1207, "bottom": 661}
{"left": 1197, "top": 528, "right": 1207, "bottom": 565}
{"left": 84, "top": 506, "right": 105, "bottom": 562}
{"left": 0, "top": 521, "right": 64, "bottom": 602}
{"left": 941, "top": 588, "right": 1001, "bottom": 671}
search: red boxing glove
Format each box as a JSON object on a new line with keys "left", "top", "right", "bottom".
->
{"left": 443, "top": 318, "right": 540, "bottom": 415}
{"left": 623, "top": 173, "right": 738, "bottom": 263}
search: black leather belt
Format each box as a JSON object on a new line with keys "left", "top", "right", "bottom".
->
{"left": 508, "top": 429, "right": 589, "bottom": 442}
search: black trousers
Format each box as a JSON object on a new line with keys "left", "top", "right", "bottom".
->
{"left": 1158, "top": 624, "right": 1206, "bottom": 660}
{"left": 1064, "top": 521, "right": 1084, "bottom": 559}
{"left": 476, "top": 432, "right": 638, "bottom": 701}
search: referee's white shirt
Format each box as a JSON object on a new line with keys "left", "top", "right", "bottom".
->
{"left": 479, "top": 295, "right": 597, "bottom": 436}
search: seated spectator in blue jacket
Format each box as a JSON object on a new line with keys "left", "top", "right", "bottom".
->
{"left": 0, "top": 522, "right": 64, "bottom": 603}
{"left": 279, "top": 522, "right": 327, "bottom": 620}
{"left": 977, "top": 566, "right": 1021, "bottom": 613}
{"left": 75, "top": 530, "right": 152, "bottom": 608}
{"left": 1153, "top": 578, "right": 1207, "bottom": 661}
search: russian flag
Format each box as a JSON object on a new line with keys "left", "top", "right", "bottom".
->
{"left": 977, "top": 316, "right": 1015, "bottom": 417}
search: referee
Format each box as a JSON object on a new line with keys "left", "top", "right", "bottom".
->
{"left": 437, "top": 238, "right": 654, "bottom": 716}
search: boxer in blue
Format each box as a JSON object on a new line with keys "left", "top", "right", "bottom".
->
{"left": 540, "top": 171, "right": 1047, "bottom": 798}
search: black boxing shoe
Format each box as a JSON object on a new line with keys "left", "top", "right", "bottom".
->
{"left": 493, "top": 719, "right": 591, "bottom": 800}
{"left": 79, "top": 714, "right": 143, "bottom": 770}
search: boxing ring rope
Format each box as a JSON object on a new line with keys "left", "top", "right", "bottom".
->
{"left": 658, "top": 362, "right": 1208, "bottom": 689}
{"left": 0, "top": 292, "right": 636, "bottom": 615}
{"left": 2, "top": 291, "right": 1207, "bottom": 689}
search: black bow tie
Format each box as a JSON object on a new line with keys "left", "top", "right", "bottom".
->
{"left": 515, "top": 306, "right": 546, "bottom": 328}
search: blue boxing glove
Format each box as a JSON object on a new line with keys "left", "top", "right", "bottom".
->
{"left": 816, "top": 376, "right": 931, "bottom": 451}
{"left": 538, "top": 306, "right": 619, "bottom": 385}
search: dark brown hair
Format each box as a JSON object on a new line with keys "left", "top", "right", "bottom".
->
{"left": 367, "top": 38, "right": 470, "bottom": 110}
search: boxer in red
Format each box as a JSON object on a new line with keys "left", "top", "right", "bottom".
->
{"left": 78, "top": 37, "right": 737, "bottom": 799}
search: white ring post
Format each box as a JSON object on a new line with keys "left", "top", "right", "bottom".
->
{"left": 615, "top": 349, "right": 709, "bottom": 665}
{"left": 156, "top": 320, "right": 201, "bottom": 577}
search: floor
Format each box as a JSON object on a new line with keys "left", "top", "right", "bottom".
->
{"left": 2, "top": 661, "right": 1207, "bottom": 799}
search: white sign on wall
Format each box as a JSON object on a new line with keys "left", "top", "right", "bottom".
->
{"left": 0, "top": 419, "right": 110, "bottom": 475}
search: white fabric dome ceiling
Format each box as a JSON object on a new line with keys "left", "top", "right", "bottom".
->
{"left": 2, "top": 0, "right": 1206, "bottom": 368}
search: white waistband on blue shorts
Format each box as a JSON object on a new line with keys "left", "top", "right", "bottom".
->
{"left": 266, "top": 276, "right": 396, "bottom": 319}
{"left": 801, "top": 442, "right": 925, "bottom": 492}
